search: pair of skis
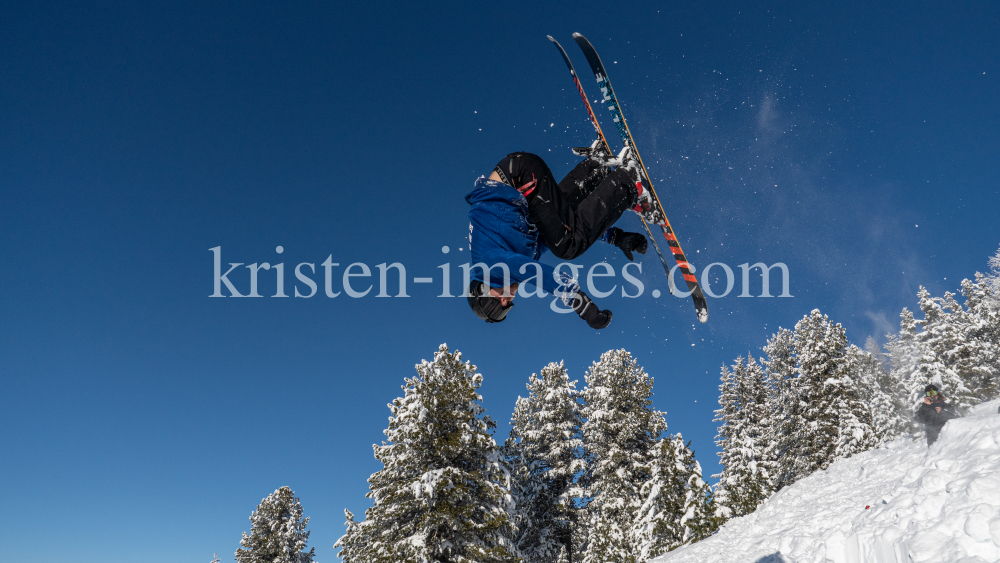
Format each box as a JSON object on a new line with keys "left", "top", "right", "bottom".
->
{"left": 548, "top": 33, "right": 709, "bottom": 324}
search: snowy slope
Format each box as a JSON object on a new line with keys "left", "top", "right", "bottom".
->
{"left": 656, "top": 400, "right": 1000, "bottom": 563}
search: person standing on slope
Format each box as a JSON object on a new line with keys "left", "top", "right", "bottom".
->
{"left": 914, "top": 384, "right": 960, "bottom": 446}
{"left": 465, "top": 148, "right": 658, "bottom": 328}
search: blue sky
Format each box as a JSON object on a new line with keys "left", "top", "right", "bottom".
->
{"left": 1, "top": 1, "right": 997, "bottom": 561}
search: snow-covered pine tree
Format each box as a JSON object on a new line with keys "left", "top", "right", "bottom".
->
{"left": 211, "top": 553, "right": 220, "bottom": 563}
{"left": 864, "top": 336, "right": 911, "bottom": 437}
{"left": 634, "top": 436, "right": 685, "bottom": 558}
{"left": 735, "top": 355, "right": 774, "bottom": 512}
{"left": 753, "top": 356, "right": 776, "bottom": 489}
{"left": 843, "top": 345, "right": 891, "bottom": 446}
{"left": 890, "top": 261, "right": 1000, "bottom": 415}
{"left": 580, "top": 349, "right": 666, "bottom": 563}
{"left": 885, "top": 307, "right": 923, "bottom": 432}
{"left": 713, "top": 356, "right": 773, "bottom": 517}
{"left": 886, "top": 247, "right": 1000, "bottom": 420}
{"left": 675, "top": 438, "right": 720, "bottom": 546}
{"left": 505, "top": 361, "right": 585, "bottom": 563}
{"left": 985, "top": 244, "right": 1000, "bottom": 312}
{"left": 789, "top": 310, "right": 878, "bottom": 479}
{"left": 909, "top": 287, "right": 976, "bottom": 409}
{"left": 864, "top": 336, "right": 891, "bottom": 373}
{"left": 960, "top": 273, "right": 1000, "bottom": 400}
{"left": 961, "top": 273, "right": 1000, "bottom": 400}
{"left": 236, "top": 486, "right": 315, "bottom": 563}
{"left": 982, "top": 244, "right": 1000, "bottom": 394}
{"left": 634, "top": 435, "right": 719, "bottom": 559}
{"left": 335, "top": 344, "right": 517, "bottom": 563}
{"left": 582, "top": 515, "right": 620, "bottom": 563}
{"left": 761, "top": 328, "right": 800, "bottom": 491}
{"left": 856, "top": 340, "right": 908, "bottom": 439}
{"left": 711, "top": 362, "right": 738, "bottom": 515}
{"left": 762, "top": 328, "right": 798, "bottom": 387}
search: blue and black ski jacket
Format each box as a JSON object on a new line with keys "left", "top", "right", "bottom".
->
{"left": 465, "top": 177, "right": 610, "bottom": 294}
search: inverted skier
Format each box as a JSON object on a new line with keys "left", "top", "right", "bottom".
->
{"left": 465, "top": 147, "right": 661, "bottom": 329}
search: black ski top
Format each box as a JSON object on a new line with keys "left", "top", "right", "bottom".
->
{"left": 914, "top": 399, "right": 959, "bottom": 444}
{"left": 914, "top": 400, "right": 959, "bottom": 426}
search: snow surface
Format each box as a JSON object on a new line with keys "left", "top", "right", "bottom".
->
{"left": 656, "top": 400, "right": 1000, "bottom": 563}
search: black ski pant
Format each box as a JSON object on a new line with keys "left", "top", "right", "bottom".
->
{"left": 493, "top": 152, "right": 637, "bottom": 260}
{"left": 925, "top": 423, "right": 945, "bottom": 446}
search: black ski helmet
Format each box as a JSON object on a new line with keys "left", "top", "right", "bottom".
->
{"left": 924, "top": 384, "right": 941, "bottom": 394}
{"left": 467, "top": 281, "right": 513, "bottom": 323}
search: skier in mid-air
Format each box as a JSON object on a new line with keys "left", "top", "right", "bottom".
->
{"left": 465, "top": 147, "right": 660, "bottom": 328}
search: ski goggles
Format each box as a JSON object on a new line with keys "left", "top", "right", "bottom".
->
{"left": 926, "top": 390, "right": 938, "bottom": 397}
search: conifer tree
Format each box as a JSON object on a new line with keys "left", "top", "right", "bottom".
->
{"left": 910, "top": 288, "right": 977, "bottom": 409}
{"left": 713, "top": 356, "right": 774, "bottom": 516}
{"left": 864, "top": 336, "right": 891, "bottom": 373}
{"left": 885, "top": 308, "right": 924, "bottom": 431}
{"left": 761, "top": 328, "right": 800, "bottom": 490}
{"left": 864, "top": 336, "right": 911, "bottom": 438}
{"left": 787, "top": 310, "right": 878, "bottom": 480}
{"left": 762, "top": 328, "right": 798, "bottom": 385}
{"left": 986, "top": 244, "right": 1000, "bottom": 312}
{"left": 634, "top": 437, "right": 685, "bottom": 558}
{"left": 786, "top": 310, "right": 843, "bottom": 480}
{"left": 634, "top": 435, "right": 718, "bottom": 559}
{"left": 236, "top": 486, "right": 315, "bottom": 563}
{"left": 711, "top": 362, "right": 738, "bottom": 515}
{"left": 883, "top": 247, "right": 1000, "bottom": 421}
{"left": 888, "top": 268, "right": 1000, "bottom": 413}
{"left": 739, "top": 355, "right": 775, "bottom": 501}
{"left": 582, "top": 515, "right": 621, "bottom": 563}
{"left": 505, "top": 361, "right": 585, "bottom": 563}
{"left": 961, "top": 273, "right": 1000, "bottom": 399}
{"left": 336, "top": 344, "right": 517, "bottom": 563}
{"left": 675, "top": 438, "right": 720, "bottom": 546}
{"left": 580, "top": 349, "right": 665, "bottom": 563}
{"left": 853, "top": 342, "right": 906, "bottom": 440}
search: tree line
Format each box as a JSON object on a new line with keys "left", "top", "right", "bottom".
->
{"left": 714, "top": 245, "right": 1000, "bottom": 517}
{"left": 334, "top": 346, "right": 719, "bottom": 563}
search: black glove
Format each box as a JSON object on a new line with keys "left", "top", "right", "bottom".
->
{"left": 571, "top": 290, "right": 612, "bottom": 330}
{"left": 606, "top": 227, "right": 648, "bottom": 261}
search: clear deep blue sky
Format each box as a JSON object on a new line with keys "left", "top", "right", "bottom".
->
{"left": 1, "top": 1, "right": 997, "bottom": 561}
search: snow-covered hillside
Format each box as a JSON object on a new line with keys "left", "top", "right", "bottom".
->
{"left": 657, "top": 400, "right": 1000, "bottom": 563}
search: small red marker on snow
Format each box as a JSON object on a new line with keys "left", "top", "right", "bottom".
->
{"left": 865, "top": 505, "right": 870, "bottom": 509}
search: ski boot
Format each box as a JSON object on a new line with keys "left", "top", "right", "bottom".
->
{"left": 616, "top": 146, "right": 663, "bottom": 225}
{"left": 571, "top": 139, "right": 613, "bottom": 161}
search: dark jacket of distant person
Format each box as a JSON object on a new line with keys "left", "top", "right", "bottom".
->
{"left": 913, "top": 386, "right": 960, "bottom": 446}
